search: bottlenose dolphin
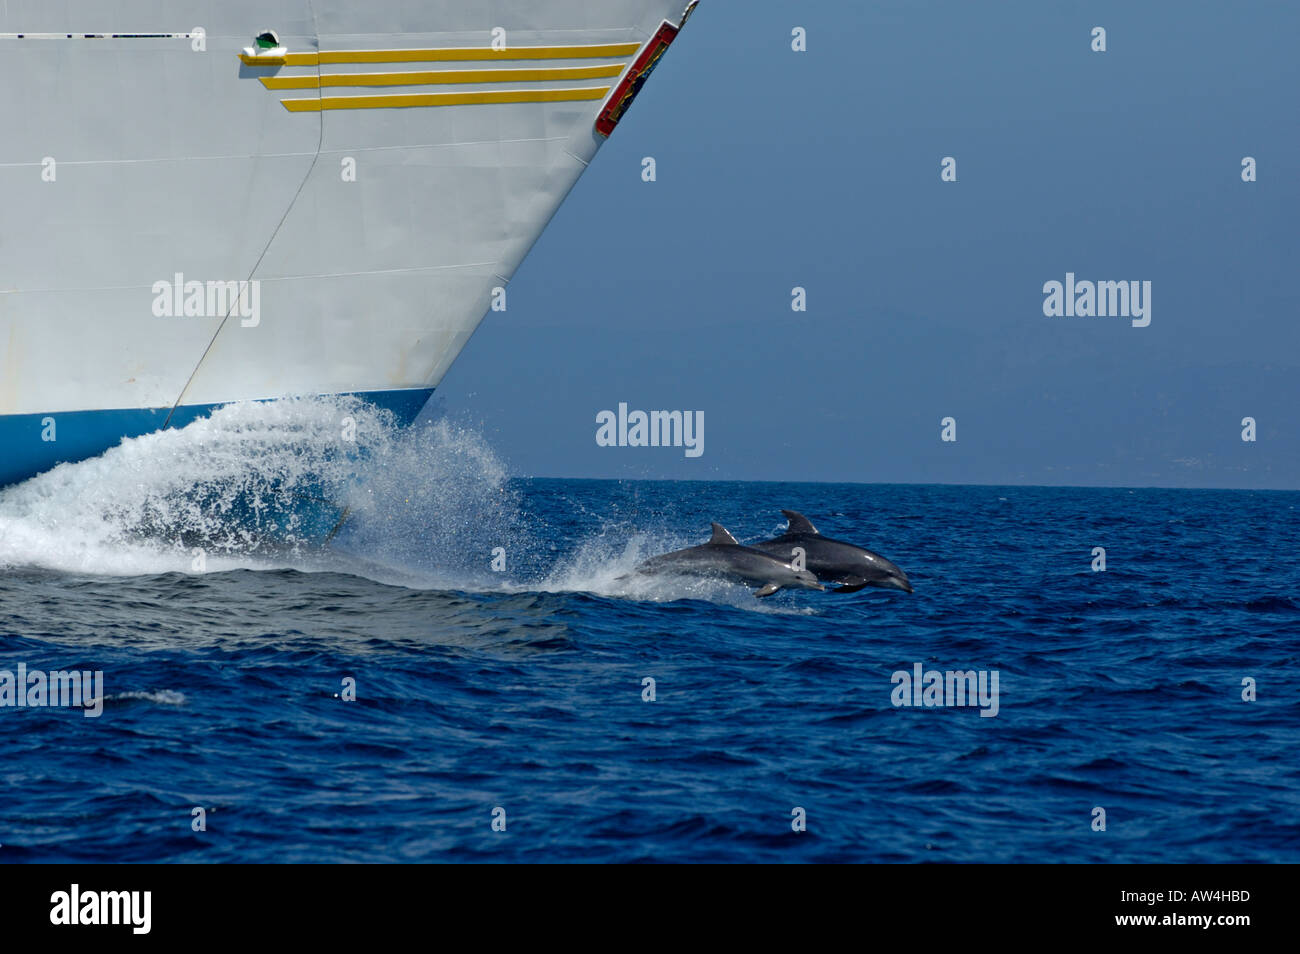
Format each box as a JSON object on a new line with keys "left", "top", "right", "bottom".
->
{"left": 750, "top": 510, "right": 913, "bottom": 594}
{"left": 633, "top": 523, "right": 825, "bottom": 597}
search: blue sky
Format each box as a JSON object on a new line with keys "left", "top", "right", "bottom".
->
{"left": 435, "top": 0, "right": 1300, "bottom": 488}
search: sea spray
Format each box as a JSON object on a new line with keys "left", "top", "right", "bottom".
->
{"left": 329, "top": 417, "right": 523, "bottom": 588}
{"left": 0, "top": 397, "right": 515, "bottom": 577}
{"left": 0, "top": 398, "right": 813, "bottom": 613}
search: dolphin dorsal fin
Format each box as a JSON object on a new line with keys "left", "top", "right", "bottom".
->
{"left": 782, "top": 510, "right": 819, "bottom": 534}
{"left": 709, "top": 522, "right": 740, "bottom": 545}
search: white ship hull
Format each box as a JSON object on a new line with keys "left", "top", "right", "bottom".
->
{"left": 0, "top": 0, "right": 695, "bottom": 487}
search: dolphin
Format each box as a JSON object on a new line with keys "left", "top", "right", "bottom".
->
{"left": 749, "top": 510, "right": 913, "bottom": 594}
{"left": 633, "top": 523, "right": 825, "bottom": 597}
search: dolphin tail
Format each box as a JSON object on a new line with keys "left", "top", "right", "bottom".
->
{"left": 753, "top": 583, "right": 780, "bottom": 598}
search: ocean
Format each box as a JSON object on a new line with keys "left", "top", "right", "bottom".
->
{"left": 0, "top": 402, "right": 1297, "bottom": 863}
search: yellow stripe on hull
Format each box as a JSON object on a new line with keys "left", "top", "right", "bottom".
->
{"left": 260, "top": 64, "right": 625, "bottom": 90}
{"left": 240, "top": 43, "right": 641, "bottom": 67}
{"left": 280, "top": 87, "right": 612, "bottom": 112}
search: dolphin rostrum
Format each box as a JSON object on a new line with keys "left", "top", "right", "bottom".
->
{"left": 634, "top": 523, "right": 825, "bottom": 597}
{"left": 750, "top": 510, "right": 913, "bottom": 594}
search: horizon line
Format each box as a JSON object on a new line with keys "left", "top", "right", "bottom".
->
{"left": 498, "top": 475, "right": 1300, "bottom": 493}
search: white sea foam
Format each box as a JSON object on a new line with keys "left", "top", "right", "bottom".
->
{"left": 0, "top": 396, "right": 467, "bottom": 575}
{"left": 0, "top": 397, "right": 810, "bottom": 611}
{"left": 517, "top": 529, "right": 818, "bottom": 613}
{"left": 103, "top": 689, "right": 187, "bottom": 706}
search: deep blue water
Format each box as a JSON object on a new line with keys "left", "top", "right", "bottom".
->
{"left": 2, "top": 469, "right": 1298, "bottom": 862}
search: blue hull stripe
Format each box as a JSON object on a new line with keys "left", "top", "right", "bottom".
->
{"left": 0, "top": 388, "right": 434, "bottom": 489}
